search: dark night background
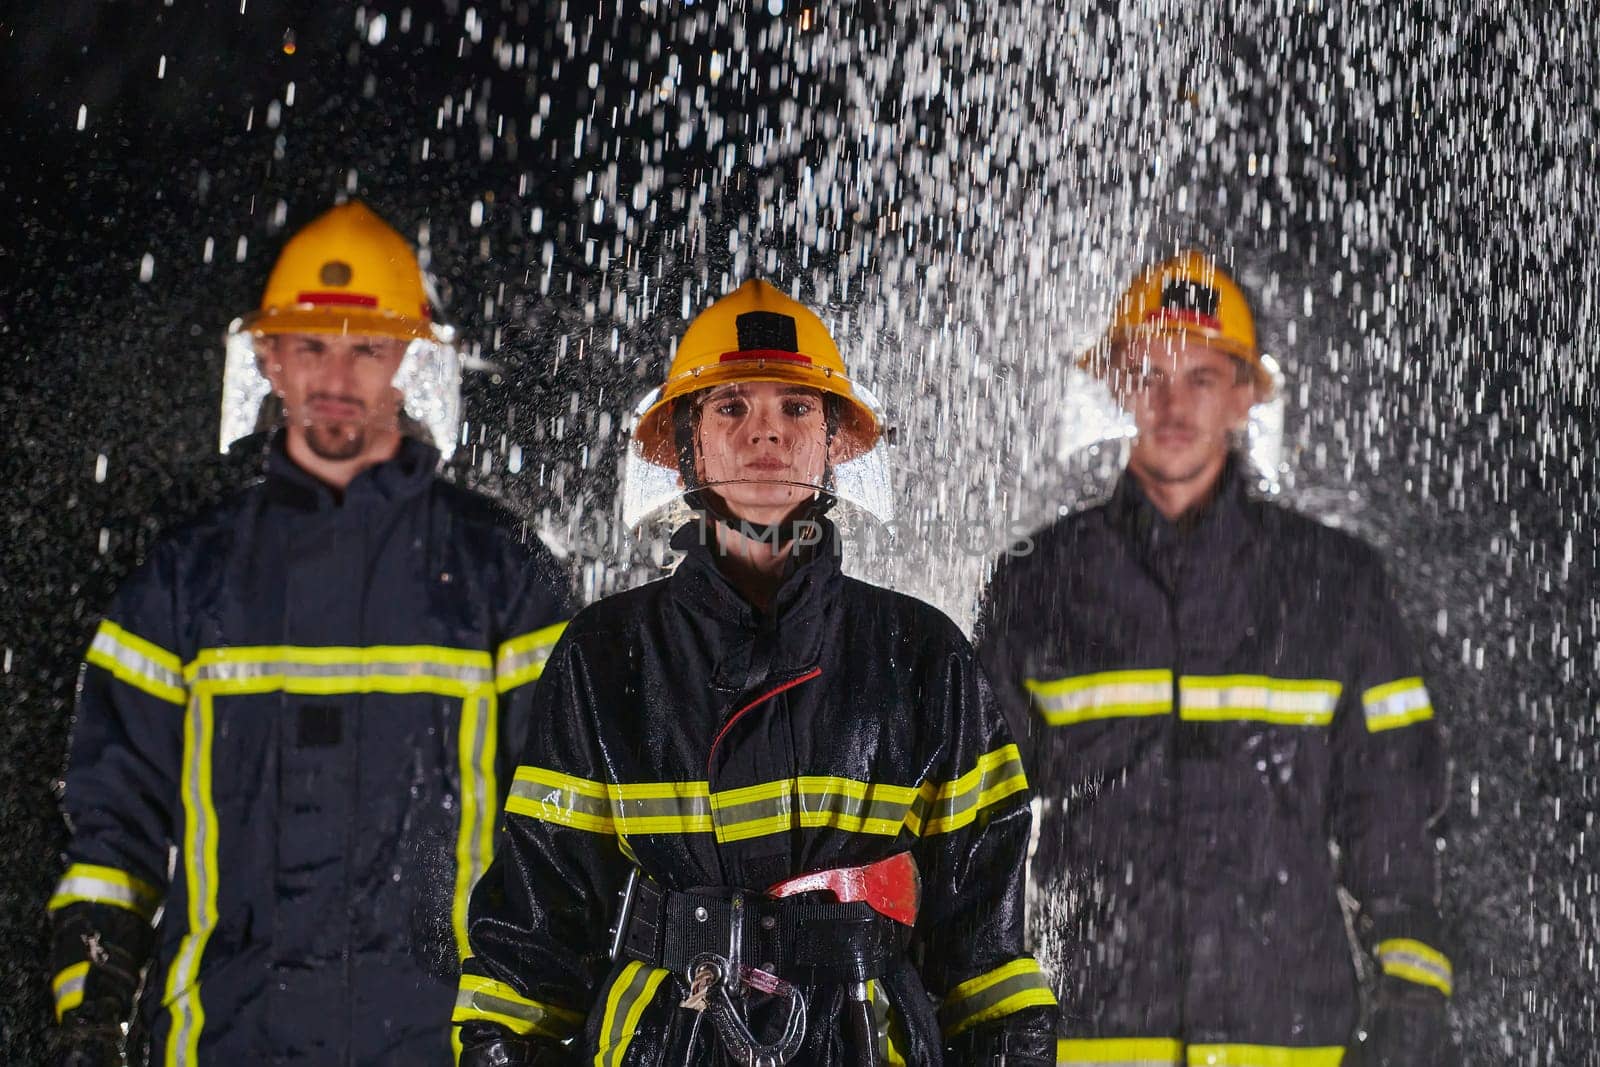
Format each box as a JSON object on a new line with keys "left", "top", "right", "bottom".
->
{"left": 3, "top": 1, "right": 1596, "bottom": 1062}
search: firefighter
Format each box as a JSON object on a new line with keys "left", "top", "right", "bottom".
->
{"left": 977, "top": 252, "right": 1450, "bottom": 1066}
{"left": 48, "top": 202, "right": 571, "bottom": 1066}
{"left": 453, "top": 279, "right": 1058, "bottom": 1066}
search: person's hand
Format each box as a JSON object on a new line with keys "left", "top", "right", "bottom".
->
{"left": 1362, "top": 977, "right": 1451, "bottom": 1067}
{"left": 55, "top": 1019, "right": 123, "bottom": 1067}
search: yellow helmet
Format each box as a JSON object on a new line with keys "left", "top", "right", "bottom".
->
{"left": 243, "top": 201, "right": 435, "bottom": 341}
{"left": 621, "top": 279, "right": 893, "bottom": 529}
{"left": 1088, "top": 251, "right": 1271, "bottom": 393}
{"left": 220, "top": 202, "right": 462, "bottom": 458}
{"left": 632, "top": 279, "right": 882, "bottom": 469}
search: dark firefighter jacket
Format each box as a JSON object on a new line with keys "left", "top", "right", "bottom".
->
{"left": 51, "top": 434, "right": 570, "bottom": 1065}
{"left": 455, "top": 519, "right": 1057, "bottom": 1065}
{"left": 977, "top": 459, "right": 1448, "bottom": 1066}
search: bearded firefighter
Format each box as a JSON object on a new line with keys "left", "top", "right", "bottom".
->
{"left": 49, "top": 202, "right": 571, "bottom": 1065}
{"left": 453, "top": 279, "right": 1059, "bottom": 1065}
{"left": 978, "top": 252, "right": 1451, "bottom": 1066}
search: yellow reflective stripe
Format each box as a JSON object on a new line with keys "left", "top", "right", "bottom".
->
{"left": 506, "top": 756, "right": 1029, "bottom": 844}
{"left": 1054, "top": 1041, "right": 1343, "bottom": 1067}
{"left": 52, "top": 961, "right": 90, "bottom": 1021}
{"left": 454, "top": 693, "right": 498, "bottom": 961}
{"left": 184, "top": 644, "right": 494, "bottom": 698}
{"left": 1377, "top": 938, "right": 1453, "bottom": 995}
{"left": 1179, "top": 675, "right": 1342, "bottom": 727}
{"left": 1025, "top": 669, "right": 1173, "bottom": 726}
{"left": 1361, "top": 677, "right": 1434, "bottom": 732}
{"left": 611, "top": 780, "right": 714, "bottom": 835}
{"left": 910, "top": 744, "right": 1029, "bottom": 836}
{"left": 865, "top": 979, "right": 908, "bottom": 1066}
{"left": 1187, "top": 1045, "right": 1344, "bottom": 1066}
{"left": 938, "top": 957, "right": 1057, "bottom": 1036}
{"left": 495, "top": 621, "right": 568, "bottom": 692}
{"left": 507, "top": 766, "right": 617, "bottom": 833}
{"left": 1056, "top": 1038, "right": 1183, "bottom": 1065}
{"left": 163, "top": 692, "right": 220, "bottom": 1067}
{"left": 87, "top": 620, "right": 187, "bottom": 705}
{"left": 594, "top": 960, "right": 671, "bottom": 1067}
{"left": 710, "top": 776, "right": 921, "bottom": 843}
{"left": 48, "top": 862, "right": 163, "bottom": 919}
{"left": 506, "top": 768, "right": 714, "bottom": 836}
{"left": 453, "top": 973, "right": 583, "bottom": 1039}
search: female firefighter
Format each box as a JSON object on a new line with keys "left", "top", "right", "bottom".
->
{"left": 452, "top": 280, "right": 1058, "bottom": 1066}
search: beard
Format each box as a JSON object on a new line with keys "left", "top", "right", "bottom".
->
{"left": 303, "top": 418, "right": 368, "bottom": 461}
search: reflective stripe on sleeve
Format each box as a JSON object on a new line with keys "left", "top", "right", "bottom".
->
{"left": 87, "top": 621, "right": 187, "bottom": 705}
{"left": 938, "top": 957, "right": 1057, "bottom": 1037}
{"left": 1186, "top": 1045, "right": 1345, "bottom": 1066}
{"left": 1377, "top": 938, "right": 1453, "bottom": 996}
{"left": 52, "top": 962, "right": 90, "bottom": 1021}
{"left": 48, "top": 863, "right": 163, "bottom": 920}
{"left": 909, "top": 744, "right": 1029, "bottom": 836}
{"left": 1025, "top": 669, "right": 1173, "bottom": 726}
{"left": 1361, "top": 678, "right": 1434, "bottom": 733}
{"left": 505, "top": 768, "right": 713, "bottom": 836}
{"left": 1178, "top": 675, "right": 1342, "bottom": 727}
{"left": 593, "top": 960, "right": 671, "bottom": 1067}
{"left": 452, "top": 973, "right": 584, "bottom": 1040}
{"left": 495, "top": 621, "right": 568, "bottom": 693}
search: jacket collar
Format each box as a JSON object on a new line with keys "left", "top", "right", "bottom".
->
{"left": 1109, "top": 452, "right": 1258, "bottom": 585}
{"left": 264, "top": 430, "right": 439, "bottom": 512}
{"left": 668, "top": 517, "right": 843, "bottom": 693}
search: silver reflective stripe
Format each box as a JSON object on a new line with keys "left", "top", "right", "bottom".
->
{"left": 51, "top": 869, "right": 159, "bottom": 916}
{"left": 90, "top": 629, "right": 185, "bottom": 694}
{"left": 467, "top": 695, "right": 491, "bottom": 879}
{"left": 1362, "top": 679, "right": 1432, "bottom": 730}
{"left": 164, "top": 692, "right": 217, "bottom": 1067}
{"left": 613, "top": 793, "right": 713, "bottom": 823}
{"left": 1381, "top": 947, "right": 1452, "bottom": 986}
{"left": 1026, "top": 671, "right": 1173, "bottom": 726}
{"left": 53, "top": 966, "right": 87, "bottom": 1012}
{"left": 499, "top": 643, "right": 554, "bottom": 678}
{"left": 507, "top": 778, "right": 613, "bottom": 821}
{"left": 1179, "top": 676, "right": 1341, "bottom": 725}
{"left": 189, "top": 658, "right": 492, "bottom": 685}
{"left": 911, "top": 750, "right": 1027, "bottom": 830}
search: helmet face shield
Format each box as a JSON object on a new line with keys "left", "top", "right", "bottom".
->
{"left": 220, "top": 320, "right": 463, "bottom": 459}
{"left": 620, "top": 377, "right": 894, "bottom": 531}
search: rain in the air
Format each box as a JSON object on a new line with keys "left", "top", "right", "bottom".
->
{"left": 3, "top": 1, "right": 1595, "bottom": 1065}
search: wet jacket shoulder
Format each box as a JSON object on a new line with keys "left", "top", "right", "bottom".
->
{"left": 457, "top": 520, "right": 1056, "bottom": 1066}
{"left": 50, "top": 437, "right": 573, "bottom": 1065}
{"left": 976, "top": 461, "right": 1448, "bottom": 1058}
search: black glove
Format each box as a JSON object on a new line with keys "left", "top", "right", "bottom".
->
{"left": 458, "top": 1027, "right": 570, "bottom": 1067}
{"left": 944, "top": 1009, "right": 1058, "bottom": 1067}
{"left": 54, "top": 1016, "right": 123, "bottom": 1067}
{"left": 1361, "top": 977, "right": 1451, "bottom": 1067}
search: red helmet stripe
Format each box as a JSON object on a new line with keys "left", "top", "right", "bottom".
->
{"left": 1144, "top": 308, "right": 1222, "bottom": 332}
{"left": 296, "top": 290, "right": 381, "bottom": 308}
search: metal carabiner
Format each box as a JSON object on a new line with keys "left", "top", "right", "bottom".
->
{"left": 681, "top": 953, "right": 808, "bottom": 1067}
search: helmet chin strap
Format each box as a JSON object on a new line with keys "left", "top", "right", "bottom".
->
{"left": 684, "top": 488, "right": 838, "bottom": 549}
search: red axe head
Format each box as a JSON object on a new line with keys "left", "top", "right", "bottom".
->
{"left": 766, "top": 851, "right": 921, "bottom": 927}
